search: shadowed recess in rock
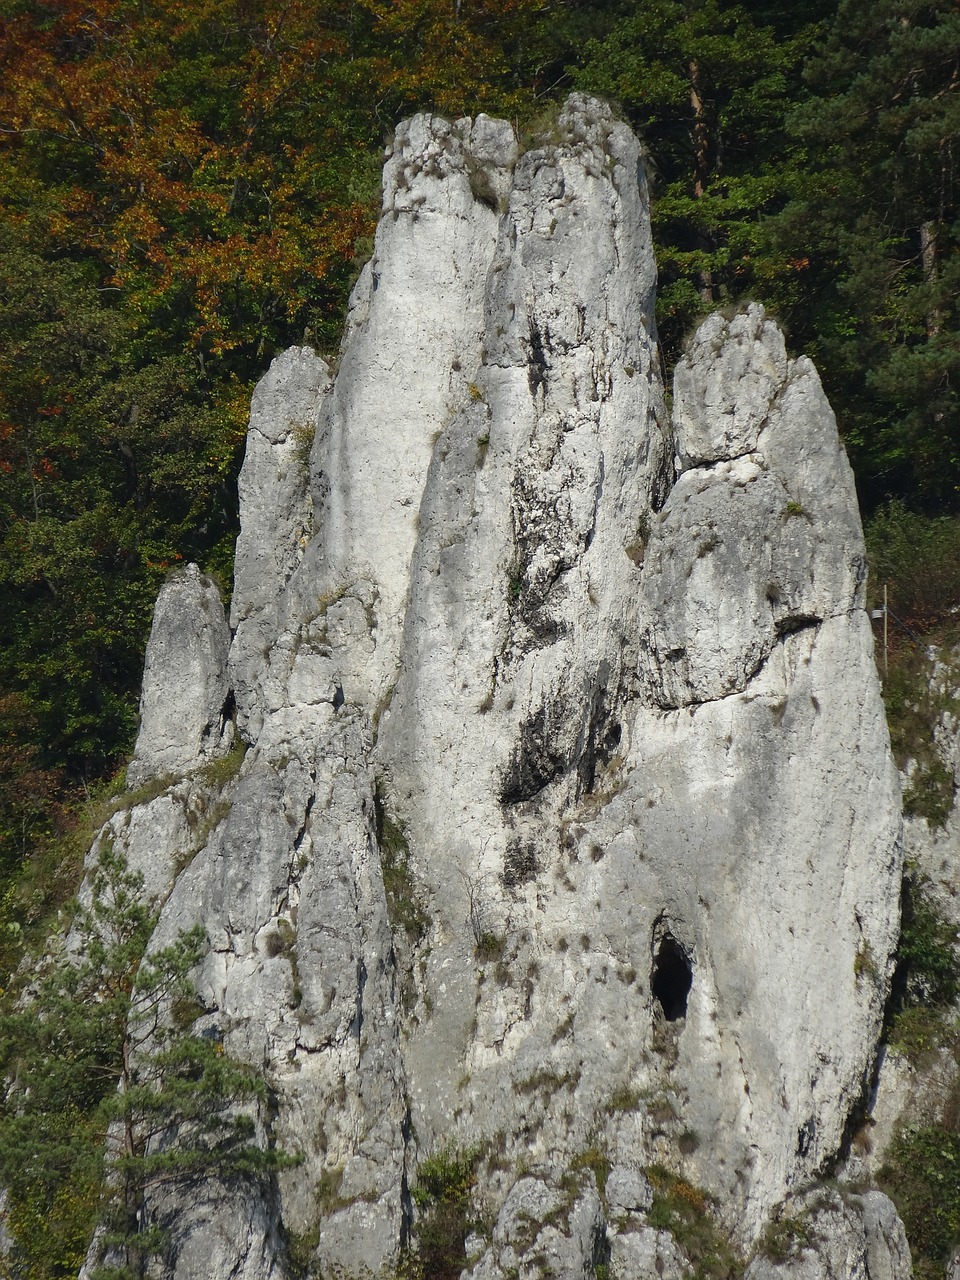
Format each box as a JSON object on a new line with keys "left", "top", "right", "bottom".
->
{"left": 652, "top": 934, "right": 693, "bottom": 1022}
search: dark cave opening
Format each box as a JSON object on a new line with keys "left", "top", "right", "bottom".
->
{"left": 651, "top": 935, "right": 692, "bottom": 1021}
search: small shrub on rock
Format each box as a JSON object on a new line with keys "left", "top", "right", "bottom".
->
{"left": 879, "top": 1125, "right": 960, "bottom": 1280}
{"left": 408, "top": 1146, "right": 481, "bottom": 1280}
{"left": 886, "top": 872, "right": 960, "bottom": 1063}
{"left": 646, "top": 1165, "right": 743, "bottom": 1280}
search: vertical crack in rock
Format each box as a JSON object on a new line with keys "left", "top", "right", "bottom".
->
{"left": 73, "top": 96, "right": 906, "bottom": 1280}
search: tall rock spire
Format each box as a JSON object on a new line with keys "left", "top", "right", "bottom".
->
{"left": 81, "top": 96, "right": 905, "bottom": 1280}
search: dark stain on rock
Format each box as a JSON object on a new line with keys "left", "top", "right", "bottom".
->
{"left": 503, "top": 838, "right": 539, "bottom": 888}
{"left": 527, "top": 318, "right": 549, "bottom": 396}
{"left": 501, "top": 705, "right": 568, "bottom": 805}
{"left": 577, "top": 681, "right": 621, "bottom": 796}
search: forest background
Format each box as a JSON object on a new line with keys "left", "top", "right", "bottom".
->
{"left": 0, "top": 0, "right": 958, "bottom": 926}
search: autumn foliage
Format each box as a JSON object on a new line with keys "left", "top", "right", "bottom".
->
{"left": 1, "top": 0, "right": 959, "bottom": 873}
{"left": 0, "top": 0, "right": 558, "bottom": 798}
{"left": 0, "top": 0, "right": 545, "bottom": 358}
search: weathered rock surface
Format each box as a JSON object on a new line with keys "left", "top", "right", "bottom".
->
{"left": 126, "top": 564, "right": 232, "bottom": 788}
{"left": 77, "top": 95, "right": 905, "bottom": 1280}
{"left": 229, "top": 344, "right": 329, "bottom": 737}
{"left": 641, "top": 307, "right": 867, "bottom": 709}
{"left": 745, "top": 1188, "right": 911, "bottom": 1280}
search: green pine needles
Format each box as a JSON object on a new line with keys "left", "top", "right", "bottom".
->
{"left": 0, "top": 847, "right": 290, "bottom": 1280}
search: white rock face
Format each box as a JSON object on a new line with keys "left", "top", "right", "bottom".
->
{"left": 77, "top": 96, "right": 906, "bottom": 1280}
{"left": 149, "top": 696, "right": 409, "bottom": 1278}
{"left": 229, "top": 345, "right": 329, "bottom": 735}
{"left": 290, "top": 111, "right": 518, "bottom": 710}
{"left": 673, "top": 305, "right": 788, "bottom": 468}
{"left": 127, "top": 564, "right": 232, "bottom": 787}
{"left": 745, "top": 1188, "right": 911, "bottom": 1280}
{"left": 641, "top": 310, "right": 867, "bottom": 709}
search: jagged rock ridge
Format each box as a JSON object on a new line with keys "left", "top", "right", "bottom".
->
{"left": 87, "top": 96, "right": 906, "bottom": 1280}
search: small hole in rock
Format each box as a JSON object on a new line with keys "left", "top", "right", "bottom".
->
{"left": 652, "top": 935, "right": 692, "bottom": 1021}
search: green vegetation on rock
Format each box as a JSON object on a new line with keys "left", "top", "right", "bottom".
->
{"left": 0, "top": 847, "right": 290, "bottom": 1279}
{"left": 407, "top": 1145, "right": 481, "bottom": 1280}
{"left": 885, "top": 871, "right": 960, "bottom": 1063}
{"left": 646, "top": 1165, "right": 743, "bottom": 1280}
{"left": 374, "top": 788, "right": 429, "bottom": 945}
{"left": 880, "top": 1124, "right": 960, "bottom": 1280}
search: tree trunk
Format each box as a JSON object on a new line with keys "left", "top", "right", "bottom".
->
{"left": 689, "top": 58, "right": 715, "bottom": 304}
{"left": 920, "top": 220, "right": 941, "bottom": 337}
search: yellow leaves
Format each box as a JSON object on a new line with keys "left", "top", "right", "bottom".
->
{"left": 0, "top": 0, "right": 548, "bottom": 370}
{"left": 353, "top": 0, "right": 543, "bottom": 116}
{"left": 219, "top": 374, "right": 255, "bottom": 437}
{"left": 111, "top": 201, "right": 165, "bottom": 265}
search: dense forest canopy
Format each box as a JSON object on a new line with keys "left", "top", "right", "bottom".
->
{"left": 0, "top": 0, "right": 957, "bottom": 863}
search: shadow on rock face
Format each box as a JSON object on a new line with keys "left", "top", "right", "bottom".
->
{"left": 652, "top": 933, "right": 693, "bottom": 1022}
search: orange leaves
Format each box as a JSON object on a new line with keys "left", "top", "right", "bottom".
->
{"left": 0, "top": 0, "right": 552, "bottom": 370}
{"left": 1, "top": 0, "right": 380, "bottom": 353}
{"left": 354, "top": 0, "right": 544, "bottom": 117}
{"left": 0, "top": 0, "right": 583, "bottom": 787}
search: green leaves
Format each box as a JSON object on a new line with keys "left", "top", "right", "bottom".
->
{"left": 0, "top": 0, "right": 571, "bottom": 798}
{"left": 884, "top": 872, "right": 960, "bottom": 1061}
{"left": 897, "top": 875, "right": 960, "bottom": 1010}
{"left": 880, "top": 1125, "right": 960, "bottom": 1278}
{"left": 572, "top": 0, "right": 960, "bottom": 514}
{"left": 645, "top": 1165, "right": 742, "bottom": 1280}
{"left": 769, "top": 0, "right": 960, "bottom": 509}
{"left": 0, "top": 848, "right": 286, "bottom": 1280}
{"left": 409, "top": 1145, "right": 481, "bottom": 1280}
{"left": 865, "top": 502, "right": 960, "bottom": 630}
{"left": 0, "top": 228, "right": 242, "bottom": 781}
{"left": 573, "top": 0, "right": 824, "bottom": 355}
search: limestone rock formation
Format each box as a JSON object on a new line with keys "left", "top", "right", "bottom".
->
{"left": 79, "top": 95, "right": 905, "bottom": 1279}
{"left": 126, "top": 563, "right": 233, "bottom": 789}
{"left": 229, "top": 344, "right": 329, "bottom": 737}
{"left": 745, "top": 1188, "right": 911, "bottom": 1280}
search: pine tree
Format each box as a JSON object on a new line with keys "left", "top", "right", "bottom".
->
{"left": 0, "top": 848, "right": 286, "bottom": 1280}
{"left": 572, "top": 0, "right": 827, "bottom": 357}
{"left": 767, "top": 0, "right": 960, "bottom": 511}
